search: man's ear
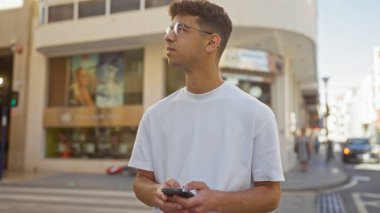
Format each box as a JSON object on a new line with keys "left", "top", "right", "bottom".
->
{"left": 205, "top": 34, "right": 221, "bottom": 53}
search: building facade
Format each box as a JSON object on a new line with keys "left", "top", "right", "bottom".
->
{"left": 0, "top": 0, "right": 318, "bottom": 173}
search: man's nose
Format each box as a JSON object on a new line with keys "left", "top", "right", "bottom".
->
{"left": 164, "top": 31, "right": 176, "bottom": 42}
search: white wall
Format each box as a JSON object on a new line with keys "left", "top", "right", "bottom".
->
{"left": 35, "top": 0, "right": 316, "bottom": 53}
{"left": 24, "top": 17, "right": 47, "bottom": 172}
{"left": 143, "top": 43, "right": 166, "bottom": 109}
{"left": 213, "top": 0, "right": 316, "bottom": 41}
{"left": 0, "top": 2, "right": 33, "bottom": 170}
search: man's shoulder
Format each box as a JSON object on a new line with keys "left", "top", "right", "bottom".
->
{"left": 146, "top": 88, "right": 184, "bottom": 113}
{"left": 224, "top": 83, "right": 272, "bottom": 113}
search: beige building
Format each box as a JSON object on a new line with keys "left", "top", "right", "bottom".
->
{"left": 0, "top": 0, "right": 318, "bottom": 174}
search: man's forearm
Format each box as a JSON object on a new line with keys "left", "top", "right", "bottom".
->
{"left": 134, "top": 173, "right": 161, "bottom": 207}
{"left": 214, "top": 183, "right": 281, "bottom": 213}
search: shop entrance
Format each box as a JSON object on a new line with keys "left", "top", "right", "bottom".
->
{"left": 0, "top": 48, "right": 13, "bottom": 172}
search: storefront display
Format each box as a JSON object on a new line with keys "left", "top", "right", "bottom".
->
{"left": 45, "top": 49, "right": 143, "bottom": 159}
{"left": 46, "top": 126, "right": 137, "bottom": 159}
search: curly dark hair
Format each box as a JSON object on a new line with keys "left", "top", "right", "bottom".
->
{"left": 168, "top": 0, "right": 232, "bottom": 58}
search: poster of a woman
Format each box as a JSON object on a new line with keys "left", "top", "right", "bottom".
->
{"left": 69, "top": 54, "right": 98, "bottom": 107}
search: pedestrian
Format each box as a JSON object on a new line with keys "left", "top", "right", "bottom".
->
{"left": 294, "top": 127, "right": 313, "bottom": 172}
{"left": 312, "top": 132, "right": 320, "bottom": 154}
{"left": 128, "top": 1, "right": 284, "bottom": 212}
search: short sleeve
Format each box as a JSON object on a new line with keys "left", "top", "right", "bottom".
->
{"left": 128, "top": 111, "right": 154, "bottom": 171}
{"left": 251, "top": 113, "right": 285, "bottom": 182}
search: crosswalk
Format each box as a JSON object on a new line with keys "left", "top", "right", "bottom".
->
{"left": 0, "top": 186, "right": 153, "bottom": 213}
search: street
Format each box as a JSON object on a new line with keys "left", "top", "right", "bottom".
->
{"left": 0, "top": 186, "right": 152, "bottom": 213}
{"left": 339, "top": 162, "right": 380, "bottom": 213}
{"left": 318, "top": 161, "right": 380, "bottom": 213}
{"left": 0, "top": 153, "right": 379, "bottom": 213}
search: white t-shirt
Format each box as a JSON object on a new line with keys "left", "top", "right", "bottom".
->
{"left": 129, "top": 82, "right": 284, "bottom": 211}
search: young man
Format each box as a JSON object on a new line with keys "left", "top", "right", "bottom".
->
{"left": 129, "top": 0, "right": 284, "bottom": 212}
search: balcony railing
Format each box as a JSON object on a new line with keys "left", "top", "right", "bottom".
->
{"left": 39, "top": 0, "right": 172, "bottom": 25}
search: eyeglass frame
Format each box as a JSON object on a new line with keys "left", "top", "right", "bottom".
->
{"left": 165, "top": 22, "right": 213, "bottom": 36}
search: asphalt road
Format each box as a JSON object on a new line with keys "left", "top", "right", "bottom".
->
{"left": 327, "top": 161, "right": 380, "bottom": 213}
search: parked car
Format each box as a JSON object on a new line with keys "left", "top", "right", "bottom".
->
{"left": 342, "top": 138, "right": 380, "bottom": 164}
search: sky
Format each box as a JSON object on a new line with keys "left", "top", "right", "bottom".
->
{"left": 318, "top": 0, "right": 380, "bottom": 98}
{"left": 0, "top": 0, "right": 23, "bottom": 11}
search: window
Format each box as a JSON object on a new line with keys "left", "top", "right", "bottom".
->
{"left": 48, "top": 4, "right": 74, "bottom": 23}
{"left": 111, "top": 0, "right": 140, "bottom": 14}
{"left": 165, "top": 60, "right": 185, "bottom": 96}
{"left": 78, "top": 0, "right": 105, "bottom": 19}
{"left": 47, "top": 49, "right": 144, "bottom": 107}
{"left": 145, "top": 0, "right": 172, "bottom": 9}
{"left": 48, "top": 57, "right": 69, "bottom": 107}
{"left": 46, "top": 49, "right": 144, "bottom": 160}
{"left": 46, "top": 126, "right": 137, "bottom": 159}
{"left": 123, "top": 49, "right": 144, "bottom": 104}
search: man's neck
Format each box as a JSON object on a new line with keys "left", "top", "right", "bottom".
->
{"left": 184, "top": 64, "right": 223, "bottom": 94}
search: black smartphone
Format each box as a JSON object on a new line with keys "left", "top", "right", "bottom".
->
{"left": 161, "top": 188, "right": 195, "bottom": 198}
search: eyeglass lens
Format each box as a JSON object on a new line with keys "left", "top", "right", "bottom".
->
{"left": 165, "top": 22, "right": 181, "bottom": 35}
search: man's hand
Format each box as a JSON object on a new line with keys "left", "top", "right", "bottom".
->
{"left": 173, "top": 181, "right": 217, "bottom": 213}
{"left": 158, "top": 179, "right": 188, "bottom": 213}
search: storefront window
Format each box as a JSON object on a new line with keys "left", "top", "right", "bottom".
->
{"left": 124, "top": 49, "right": 144, "bottom": 104}
{"left": 48, "top": 57, "right": 69, "bottom": 107}
{"left": 48, "top": 49, "right": 144, "bottom": 107}
{"left": 165, "top": 60, "right": 185, "bottom": 96}
{"left": 46, "top": 126, "right": 137, "bottom": 159}
{"left": 46, "top": 49, "right": 144, "bottom": 160}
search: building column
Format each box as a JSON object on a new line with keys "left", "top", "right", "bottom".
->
{"left": 143, "top": 43, "right": 166, "bottom": 109}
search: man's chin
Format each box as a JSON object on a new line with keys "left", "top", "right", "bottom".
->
{"left": 167, "top": 59, "right": 181, "bottom": 69}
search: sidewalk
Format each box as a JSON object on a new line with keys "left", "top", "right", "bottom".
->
{"left": 274, "top": 151, "right": 350, "bottom": 213}
{"left": 0, "top": 152, "right": 349, "bottom": 212}
{"left": 282, "top": 151, "right": 349, "bottom": 192}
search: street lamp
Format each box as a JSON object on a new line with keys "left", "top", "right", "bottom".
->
{"left": 322, "top": 76, "right": 334, "bottom": 162}
{"left": 322, "top": 76, "right": 330, "bottom": 124}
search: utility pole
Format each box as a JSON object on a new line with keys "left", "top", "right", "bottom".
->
{"left": 323, "top": 76, "right": 334, "bottom": 162}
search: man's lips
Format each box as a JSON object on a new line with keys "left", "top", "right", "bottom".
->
{"left": 167, "top": 47, "right": 176, "bottom": 52}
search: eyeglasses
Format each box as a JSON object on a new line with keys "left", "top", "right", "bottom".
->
{"left": 165, "top": 22, "right": 213, "bottom": 36}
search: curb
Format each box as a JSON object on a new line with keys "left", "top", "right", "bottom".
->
{"left": 282, "top": 173, "right": 351, "bottom": 193}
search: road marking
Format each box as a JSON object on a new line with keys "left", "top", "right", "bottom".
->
{"left": 0, "top": 201, "right": 153, "bottom": 213}
{"left": 354, "top": 164, "right": 380, "bottom": 171}
{"left": 352, "top": 193, "right": 368, "bottom": 213}
{"left": 0, "top": 204, "right": 11, "bottom": 210}
{"left": 0, "top": 193, "right": 143, "bottom": 207}
{"left": 352, "top": 192, "right": 380, "bottom": 213}
{"left": 352, "top": 176, "right": 371, "bottom": 182}
{"left": 359, "top": 193, "right": 380, "bottom": 199}
{"left": 0, "top": 186, "right": 149, "bottom": 210}
{"left": 0, "top": 186, "right": 135, "bottom": 197}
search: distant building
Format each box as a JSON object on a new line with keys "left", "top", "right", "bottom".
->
{"left": 373, "top": 47, "right": 380, "bottom": 130}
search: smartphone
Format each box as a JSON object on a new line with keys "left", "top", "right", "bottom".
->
{"left": 161, "top": 188, "right": 195, "bottom": 198}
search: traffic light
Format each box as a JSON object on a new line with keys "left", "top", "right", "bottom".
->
{"left": 10, "top": 91, "right": 19, "bottom": 108}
